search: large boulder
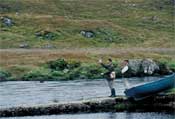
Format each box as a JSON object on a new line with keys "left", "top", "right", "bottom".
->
{"left": 128, "top": 59, "right": 142, "bottom": 76}
{"left": 128, "top": 59, "right": 160, "bottom": 76}
{"left": 141, "top": 59, "right": 159, "bottom": 75}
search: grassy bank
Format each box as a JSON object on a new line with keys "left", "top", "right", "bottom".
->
{"left": 0, "top": 0, "right": 174, "bottom": 48}
{"left": 0, "top": 0, "right": 175, "bottom": 80}
{"left": 167, "top": 88, "right": 175, "bottom": 95}
{"left": 0, "top": 48, "right": 175, "bottom": 81}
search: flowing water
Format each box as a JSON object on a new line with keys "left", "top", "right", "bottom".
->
{"left": 1, "top": 76, "right": 174, "bottom": 119}
{"left": 0, "top": 77, "right": 162, "bottom": 108}
{"left": 0, "top": 112, "right": 174, "bottom": 119}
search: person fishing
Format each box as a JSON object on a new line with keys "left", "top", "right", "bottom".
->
{"left": 121, "top": 60, "right": 130, "bottom": 89}
{"left": 99, "top": 58, "right": 116, "bottom": 97}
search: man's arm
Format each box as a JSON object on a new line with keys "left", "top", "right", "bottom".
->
{"left": 99, "top": 59, "right": 113, "bottom": 70}
{"left": 100, "top": 63, "right": 110, "bottom": 70}
{"left": 99, "top": 59, "right": 109, "bottom": 69}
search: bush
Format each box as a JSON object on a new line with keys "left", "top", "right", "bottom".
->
{"left": 157, "top": 61, "right": 171, "bottom": 75}
{"left": 47, "top": 60, "right": 120, "bottom": 80}
{"left": 66, "top": 68, "right": 81, "bottom": 80}
{"left": 50, "top": 63, "right": 105, "bottom": 80}
{"left": 68, "top": 61, "right": 81, "bottom": 69}
{"left": 167, "top": 61, "right": 175, "bottom": 72}
{"left": 23, "top": 59, "right": 121, "bottom": 81}
{"left": 0, "top": 69, "right": 11, "bottom": 81}
{"left": 47, "top": 58, "right": 68, "bottom": 71}
{"left": 35, "top": 30, "right": 58, "bottom": 40}
{"left": 47, "top": 59, "right": 81, "bottom": 71}
{"left": 78, "top": 64, "right": 105, "bottom": 79}
{"left": 50, "top": 70, "right": 68, "bottom": 80}
{"left": 22, "top": 68, "right": 53, "bottom": 81}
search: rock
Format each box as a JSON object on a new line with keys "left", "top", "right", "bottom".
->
{"left": 128, "top": 59, "right": 160, "bottom": 76}
{"left": 80, "top": 30, "right": 95, "bottom": 38}
{"left": 1, "top": 16, "right": 14, "bottom": 27}
{"left": 0, "top": 4, "right": 10, "bottom": 12}
{"left": 35, "top": 31, "right": 42, "bottom": 37}
{"left": 141, "top": 59, "right": 159, "bottom": 75}
{"left": 15, "top": 12, "right": 19, "bottom": 16}
{"left": 0, "top": 94, "right": 174, "bottom": 117}
{"left": 132, "top": 4, "right": 136, "bottom": 7}
{"left": 19, "top": 43, "right": 29, "bottom": 48}
{"left": 45, "top": 33, "right": 55, "bottom": 40}
{"left": 42, "top": 44, "right": 55, "bottom": 49}
{"left": 142, "top": 17, "right": 148, "bottom": 21}
{"left": 35, "top": 30, "right": 56, "bottom": 40}
{"left": 151, "top": 16, "right": 158, "bottom": 22}
{"left": 128, "top": 59, "right": 142, "bottom": 76}
{"left": 128, "top": 4, "right": 136, "bottom": 7}
{"left": 105, "top": 37, "right": 113, "bottom": 42}
{"left": 173, "top": 0, "right": 175, "bottom": 5}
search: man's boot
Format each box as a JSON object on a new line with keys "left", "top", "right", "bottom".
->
{"left": 112, "top": 88, "right": 116, "bottom": 97}
{"left": 110, "top": 88, "right": 116, "bottom": 97}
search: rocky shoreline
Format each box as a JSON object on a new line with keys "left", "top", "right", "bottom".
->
{"left": 0, "top": 94, "right": 174, "bottom": 117}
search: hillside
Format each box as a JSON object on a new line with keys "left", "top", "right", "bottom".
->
{"left": 0, "top": 0, "right": 174, "bottom": 48}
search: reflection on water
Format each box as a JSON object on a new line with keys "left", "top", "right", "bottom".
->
{"left": 0, "top": 77, "right": 161, "bottom": 108}
{"left": 0, "top": 112, "right": 174, "bottom": 119}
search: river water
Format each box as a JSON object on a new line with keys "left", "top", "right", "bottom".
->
{"left": 0, "top": 77, "right": 161, "bottom": 108}
{"left": 1, "top": 76, "right": 174, "bottom": 119}
{"left": 0, "top": 112, "right": 174, "bottom": 119}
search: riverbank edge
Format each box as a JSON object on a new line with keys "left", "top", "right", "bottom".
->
{"left": 0, "top": 73, "right": 174, "bottom": 82}
{"left": 1, "top": 49, "right": 175, "bottom": 81}
{"left": 1, "top": 68, "right": 175, "bottom": 82}
{"left": 0, "top": 94, "right": 174, "bottom": 117}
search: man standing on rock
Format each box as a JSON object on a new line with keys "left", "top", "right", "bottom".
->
{"left": 99, "top": 58, "right": 116, "bottom": 97}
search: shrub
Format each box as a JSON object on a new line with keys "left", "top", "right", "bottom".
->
{"left": 23, "top": 59, "right": 121, "bottom": 81}
{"left": 68, "top": 61, "right": 81, "bottom": 69}
{"left": 49, "top": 63, "right": 105, "bottom": 80}
{"left": 0, "top": 69, "right": 11, "bottom": 81}
{"left": 66, "top": 68, "right": 81, "bottom": 80}
{"left": 167, "top": 61, "right": 175, "bottom": 72}
{"left": 50, "top": 70, "right": 67, "bottom": 80}
{"left": 47, "top": 59, "right": 81, "bottom": 71}
{"left": 78, "top": 64, "right": 105, "bottom": 79}
{"left": 47, "top": 58, "right": 68, "bottom": 71}
{"left": 22, "top": 68, "right": 53, "bottom": 81}
{"left": 157, "top": 61, "right": 171, "bottom": 75}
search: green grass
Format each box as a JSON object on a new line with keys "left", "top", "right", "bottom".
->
{"left": 1, "top": 57, "right": 174, "bottom": 81}
{"left": 166, "top": 88, "right": 175, "bottom": 95}
{"left": 0, "top": 68, "right": 12, "bottom": 80}
{"left": 156, "top": 59, "right": 175, "bottom": 71}
{"left": 0, "top": 0, "right": 175, "bottom": 80}
{"left": 0, "top": 0, "right": 174, "bottom": 48}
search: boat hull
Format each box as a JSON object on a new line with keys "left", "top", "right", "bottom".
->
{"left": 124, "top": 73, "right": 175, "bottom": 100}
